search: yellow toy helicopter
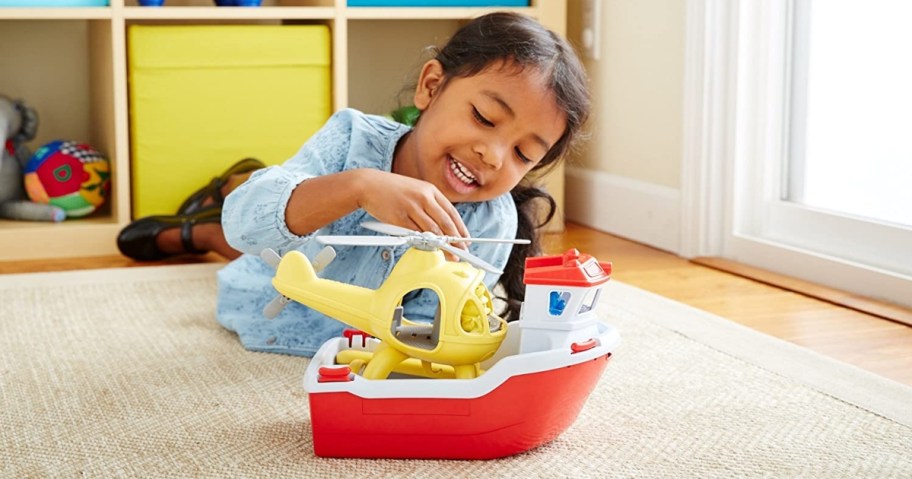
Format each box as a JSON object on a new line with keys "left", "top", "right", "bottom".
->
{"left": 262, "top": 222, "right": 529, "bottom": 380}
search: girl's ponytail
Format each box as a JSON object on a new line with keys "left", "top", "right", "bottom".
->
{"left": 497, "top": 184, "right": 556, "bottom": 321}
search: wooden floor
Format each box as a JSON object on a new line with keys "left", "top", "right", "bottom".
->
{"left": 545, "top": 224, "right": 912, "bottom": 387}
{"left": 2, "top": 222, "right": 910, "bottom": 387}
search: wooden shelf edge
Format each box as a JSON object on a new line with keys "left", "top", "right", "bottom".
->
{"left": 0, "top": 7, "right": 112, "bottom": 19}
{"left": 0, "top": 222, "right": 123, "bottom": 261}
{"left": 343, "top": 6, "right": 534, "bottom": 20}
{"left": 122, "top": 5, "right": 335, "bottom": 19}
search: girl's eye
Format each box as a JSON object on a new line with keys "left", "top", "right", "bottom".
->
{"left": 515, "top": 147, "right": 533, "bottom": 165}
{"left": 472, "top": 107, "right": 494, "bottom": 127}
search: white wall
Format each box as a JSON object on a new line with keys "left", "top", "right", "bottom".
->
{"left": 566, "top": 0, "right": 686, "bottom": 253}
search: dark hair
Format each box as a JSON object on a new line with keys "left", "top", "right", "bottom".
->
{"left": 432, "top": 12, "right": 591, "bottom": 321}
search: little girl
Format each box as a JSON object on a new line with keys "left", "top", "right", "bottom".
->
{"left": 120, "top": 12, "right": 590, "bottom": 356}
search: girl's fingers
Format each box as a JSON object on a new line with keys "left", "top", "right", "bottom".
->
{"left": 367, "top": 176, "right": 469, "bottom": 246}
{"left": 408, "top": 211, "right": 441, "bottom": 236}
{"left": 408, "top": 211, "right": 458, "bottom": 261}
{"left": 434, "top": 192, "right": 470, "bottom": 240}
{"left": 416, "top": 215, "right": 461, "bottom": 262}
{"left": 406, "top": 200, "right": 468, "bottom": 256}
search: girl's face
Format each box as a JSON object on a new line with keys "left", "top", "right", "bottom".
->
{"left": 394, "top": 60, "right": 566, "bottom": 203}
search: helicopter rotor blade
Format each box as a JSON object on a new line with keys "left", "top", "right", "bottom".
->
{"left": 263, "top": 295, "right": 290, "bottom": 319}
{"left": 317, "top": 235, "right": 409, "bottom": 247}
{"left": 439, "top": 243, "right": 503, "bottom": 275}
{"left": 444, "top": 237, "right": 531, "bottom": 245}
{"left": 360, "top": 221, "right": 417, "bottom": 237}
{"left": 362, "top": 221, "right": 530, "bottom": 244}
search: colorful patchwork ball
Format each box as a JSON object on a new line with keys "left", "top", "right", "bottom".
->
{"left": 23, "top": 140, "right": 111, "bottom": 218}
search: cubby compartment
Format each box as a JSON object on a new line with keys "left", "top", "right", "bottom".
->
{"left": 127, "top": 22, "right": 332, "bottom": 216}
{"left": 0, "top": 19, "right": 123, "bottom": 260}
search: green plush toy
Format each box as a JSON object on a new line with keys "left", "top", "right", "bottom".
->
{"left": 390, "top": 105, "right": 420, "bottom": 127}
{"left": 0, "top": 95, "right": 66, "bottom": 222}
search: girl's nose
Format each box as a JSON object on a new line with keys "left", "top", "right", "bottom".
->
{"left": 473, "top": 141, "right": 506, "bottom": 170}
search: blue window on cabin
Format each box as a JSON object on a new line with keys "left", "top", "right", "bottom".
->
{"left": 549, "top": 291, "right": 571, "bottom": 316}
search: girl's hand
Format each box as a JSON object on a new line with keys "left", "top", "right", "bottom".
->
{"left": 355, "top": 169, "right": 470, "bottom": 243}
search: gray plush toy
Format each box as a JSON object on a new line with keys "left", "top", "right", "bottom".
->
{"left": 0, "top": 95, "right": 66, "bottom": 222}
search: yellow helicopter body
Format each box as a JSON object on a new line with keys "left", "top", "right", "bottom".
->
{"left": 271, "top": 247, "right": 507, "bottom": 380}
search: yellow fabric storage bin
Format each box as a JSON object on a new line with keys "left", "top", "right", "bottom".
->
{"left": 128, "top": 25, "right": 331, "bottom": 218}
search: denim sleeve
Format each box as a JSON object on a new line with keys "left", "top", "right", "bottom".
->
{"left": 222, "top": 110, "right": 356, "bottom": 256}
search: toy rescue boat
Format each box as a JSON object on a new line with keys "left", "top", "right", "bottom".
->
{"left": 299, "top": 248, "right": 619, "bottom": 459}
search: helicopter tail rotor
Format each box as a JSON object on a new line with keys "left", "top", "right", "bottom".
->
{"left": 260, "top": 248, "right": 282, "bottom": 268}
{"left": 261, "top": 246, "right": 337, "bottom": 319}
{"left": 263, "top": 294, "right": 291, "bottom": 319}
{"left": 311, "top": 245, "right": 338, "bottom": 272}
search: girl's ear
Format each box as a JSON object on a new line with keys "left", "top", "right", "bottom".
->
{"left": 414, "top": 60, "right": 445, "bottom": 111}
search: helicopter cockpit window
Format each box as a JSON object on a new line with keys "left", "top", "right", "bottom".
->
{"left": 459, "top": 283, "right": 499, "bottom": 335}
{"left": 578, "top": 287, "right": 601, "bottom": 314}
{"left": 392, "top": 288, "right": 442, "bottom": 351}
{"left": 549, "top": 291, "right": 571, "bottom": 316}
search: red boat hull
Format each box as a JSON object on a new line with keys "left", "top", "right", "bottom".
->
{"left": 308, "top": 352, "right": 612, "bottom": 459}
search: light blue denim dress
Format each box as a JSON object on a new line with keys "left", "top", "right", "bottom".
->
{"left": 217, "top": 109, "right": 517, "bottom": 356}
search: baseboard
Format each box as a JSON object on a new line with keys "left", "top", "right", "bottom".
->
{"left": 565, "top": 166, "right": 681, "bottom": 254}
{"left": 691, "top": 256, "right": 912, "bottom": 327}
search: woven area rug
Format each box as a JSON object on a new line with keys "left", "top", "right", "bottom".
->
{"left": 1, "top": 263, "right": 910, "bottom": 478}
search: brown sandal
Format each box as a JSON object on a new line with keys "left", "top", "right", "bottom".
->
{"left": 116, "top": 205, "right": 223, "bottom": 261}
{"left": 177, "top": 157, "right": 265, "bottom": 215}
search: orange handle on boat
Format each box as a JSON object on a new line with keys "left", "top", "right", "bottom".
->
{"left": 571, "top": 339, "right": 597, "bottom": 353}
{"left": 318, "top": 366, "right": 353, "bottom": 383}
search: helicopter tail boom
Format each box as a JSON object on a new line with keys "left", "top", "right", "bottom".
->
{"left": 271, "top": 250, "right": 386, "bottom": 336}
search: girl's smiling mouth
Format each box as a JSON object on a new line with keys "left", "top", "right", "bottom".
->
{"left": 445, "top": 156, "right": 480, "bottom": 194}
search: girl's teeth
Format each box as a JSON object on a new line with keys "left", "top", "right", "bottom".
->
{"left": 450, "top": 159, "right": 476, "bottom": 185}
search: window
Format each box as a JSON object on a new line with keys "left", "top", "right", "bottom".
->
{"left": 549, "top": 291, "right": 571, "bottom": 316}
{"left": 682, "top": 0, "right": 912, "bottom": 308}
{"left": 788, "top": 0, "right": 912, "bottom": 229}
{"left": 579, "top": 288, "right": 601, "bottom": 315}
{"left": 393, "top": 289, "right": 440, "bottom": 350}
